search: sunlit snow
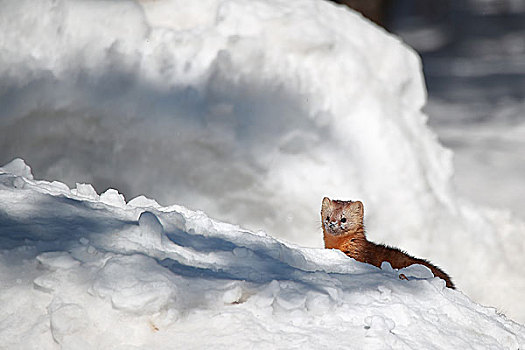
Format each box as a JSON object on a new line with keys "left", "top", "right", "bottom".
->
{"left": 0, "top": 160, "right": 524, "bottom": 349}
{"left": 0, "top": 0, "right": 525, "bottom": 340}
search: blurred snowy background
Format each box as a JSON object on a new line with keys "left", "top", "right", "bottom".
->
{"left": 1, "top": 0, "right": 524, "bottom": 323}
{"left": 388, "top": 0, "right": 525, "bottom": 220}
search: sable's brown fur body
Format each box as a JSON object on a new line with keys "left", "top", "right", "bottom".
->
{"left": 322, "top": 197, "right": 455, "bottom": 289}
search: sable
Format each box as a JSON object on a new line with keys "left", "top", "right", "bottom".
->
{"left": 321, "top": 197, "right": 455, "bottom": 289}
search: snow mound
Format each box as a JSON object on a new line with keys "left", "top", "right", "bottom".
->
{"left": 0, "top": 158, "right": 33, "bottom": 180}
{"left": 0, "top": 162, "right": 524, "bottom": 349}
{"left": 0, "top": 0, "right": 433, "bottom": 247}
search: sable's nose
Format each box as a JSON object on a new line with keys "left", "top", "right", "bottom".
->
{"left": 328, "top": 221, "right": 337, "bottom": 228}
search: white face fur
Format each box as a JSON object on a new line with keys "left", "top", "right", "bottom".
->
{"left": 321, "top": 197, "right": 363, "bottom": 236}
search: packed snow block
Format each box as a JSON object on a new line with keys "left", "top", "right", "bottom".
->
{"left": 305, "top": 291, "right": 332, "bottom": 313}
{"left": 128, "top": 195, "right": 161, "bottom": 208}
{"left": 398, "top": 264, "right": 435, "bottom": 281}
{"left": 33, "top": 252, "right": 82, "bottom": 293}
{"left": 364, "top": 315, "right": 396, "bottom": 335}
{"left": 48, "top": 302, "right": 89, "bottom": 345}
{"left": 220, "top": 282, "right": 244, "bottom": 304}
{"left": 37, "top": 251, "right": 81, "bottom": 271}
{"left": 33, "top": 273, "right": 62, "bottom": 294}
{"left": 138, "top": 211, "right": 163, "bottom": 236}
{"left": 90, "top": 255, "right": 177, "bottom": 315}
{"left": 0, "top": 158, "right": 34, "bottom": 180}
{"left": 272, "top": 283, "right": 308, "bottom": 313}
{"left": 72, "top": 183, "right": 99, "bottom": 200}
{"left": 100, "top": 189, "right": 126, "bottom": 208}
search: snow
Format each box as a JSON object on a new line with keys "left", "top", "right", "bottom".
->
{"left": 0, "top": 0, "right": 432, "bottom": 249}
{"left": 389, "top": 3, "right": 525, "bottom": 220}
{"left": 0, "top": 160, "right": 524, "bottom": 349}
{"left": 0, "top": 0, "right": 525, "bottom": 338}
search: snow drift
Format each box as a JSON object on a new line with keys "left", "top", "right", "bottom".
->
{"left": 0, "top": 0, "right": 524, "bottom": 323}
{"left": 0, "top": 160, "right": 524, "bottom": 349}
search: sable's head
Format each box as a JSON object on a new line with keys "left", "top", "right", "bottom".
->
{"left": 321, "top": 197, "right": 364, "bottom": 236}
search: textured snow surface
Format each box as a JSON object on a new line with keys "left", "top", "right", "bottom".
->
{"left": 0, "top": 0, "right": 525, "bottom": 323}
{"left": 0, "top": 161, "right": 524, "bottom": 349}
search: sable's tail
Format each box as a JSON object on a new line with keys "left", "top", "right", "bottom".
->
{"left": 429, "top": 264, "right": 455, "bottom": 289}
{"left": 415, "top": 258, "right": 454, "bottom": 289}
{"left": 373, "top": 244, "right": 455, "bottom": 289}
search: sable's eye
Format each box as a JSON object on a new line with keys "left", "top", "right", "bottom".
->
{"left": 341, "top": 217, "right": 347, "bottom": 223}
{"left": 326, "top": 216, "right": 330, "bottom": 221}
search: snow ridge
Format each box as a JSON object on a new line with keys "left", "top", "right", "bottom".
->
{"left": 0, "top": 159, "right": 523, "bottom": 349}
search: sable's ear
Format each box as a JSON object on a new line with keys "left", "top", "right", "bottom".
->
{"left": 352, "top": 201, "right": 364, "bottom": 216}
{"left": 322, "top": 197, "right": 331, "bottom": 210}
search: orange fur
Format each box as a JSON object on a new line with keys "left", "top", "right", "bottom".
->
{"left": 321, "top": 197, "right": 455, "bottom": 289}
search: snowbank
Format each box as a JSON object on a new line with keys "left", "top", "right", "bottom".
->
{"left": 0, "top": 0, "right": 524, "bottom": 323}
{"left": 0, "top": 160, "right": 524, "bottom": 349}
{"left": 0, "top": 0, "right": 434, "bottom": 246}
